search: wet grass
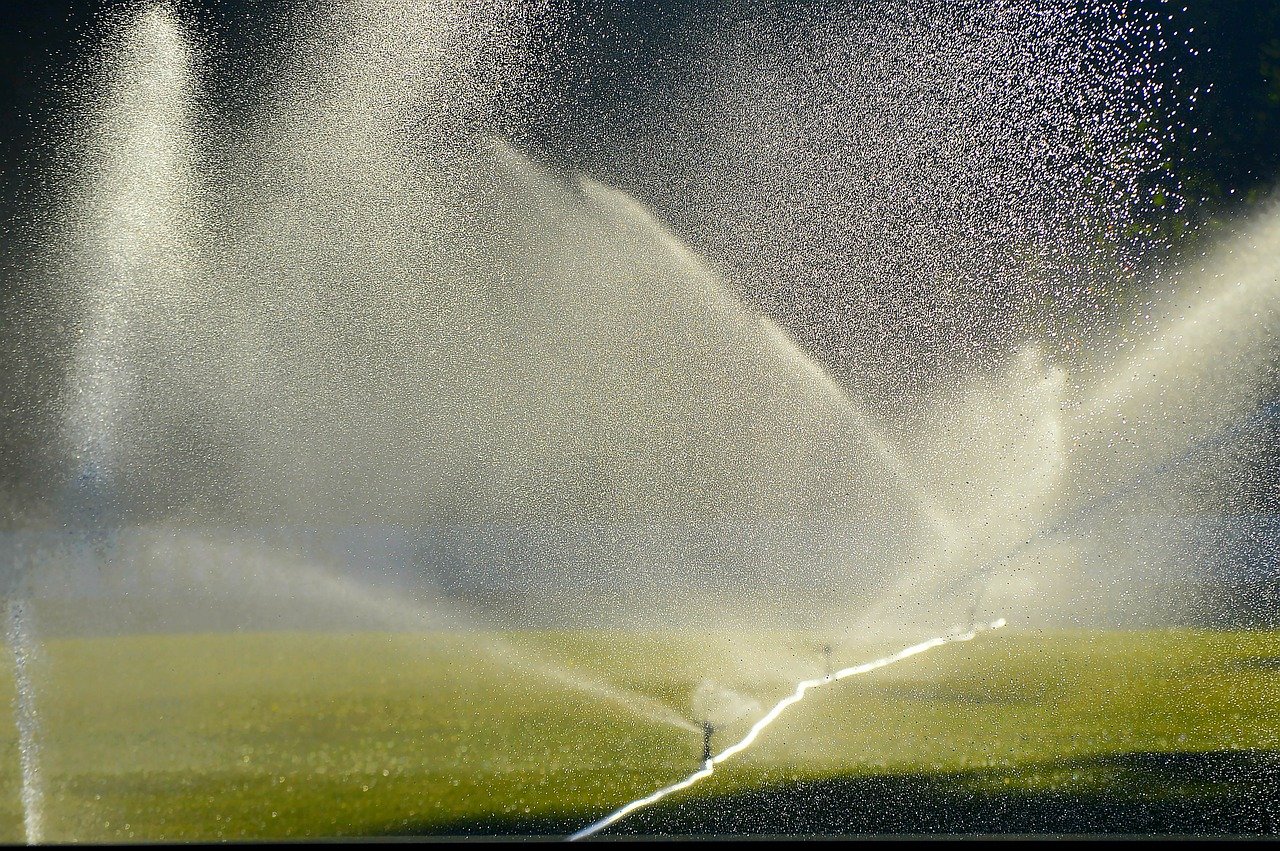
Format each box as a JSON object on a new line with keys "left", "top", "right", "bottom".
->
{"left": 0, "top": 627, "right": 1274, "bottom": 840}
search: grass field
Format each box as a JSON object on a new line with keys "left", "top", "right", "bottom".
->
{"left": 0, "top": 627, "right": 1275, "bottom": 840}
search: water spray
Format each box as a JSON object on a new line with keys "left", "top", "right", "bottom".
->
{"left": 3, "top": 597, "right": 44, "bottom": 846}
{"left": 568, "top": 618, "right": 1007, "bottom": 840}
{"left": 12, "top": 0, "right": 1263, "bottom": 840}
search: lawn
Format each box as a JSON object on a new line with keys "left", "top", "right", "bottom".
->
{"left": 0, "top": 627, "right": 1275, "bottom": 840}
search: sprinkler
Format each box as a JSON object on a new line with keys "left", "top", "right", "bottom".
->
{"left": 823, "top": 643, "right": 833, "bottom": 678}
{"left": 570, "top": 620, "right": 1009, "bottom": 840}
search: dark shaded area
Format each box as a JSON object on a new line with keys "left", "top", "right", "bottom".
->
{"left": 405, "top": 750, "right": 1280, "bottom": 837}
{"left": 1170, "top": 1, "right": 1280, "bottom": 217}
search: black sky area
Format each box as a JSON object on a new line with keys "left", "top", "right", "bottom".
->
{"left": 1, "top": 2, "right": 1278, "bottom": 471}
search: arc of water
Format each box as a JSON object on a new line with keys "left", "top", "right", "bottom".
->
{"left": 182, "top": 538, "right": 700, "bottom": 733}
{"left": 903, "top": 384, "right": 1279, "bottom": 629}
{"left": 1068, "top": 212, "right": 1280, "bottom": 486}
{"left": 567, "top": 618, "right": 1007, "bottom": 841}
{"left": 317, "top": 567, "right": 698, "bottom": 732}
{"left": 574, "top": 172, "right": 954, "bottom": 529}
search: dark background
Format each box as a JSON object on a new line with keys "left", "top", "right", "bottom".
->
{"left": 3, "top": 1, "right": 1279, "bottom": 238}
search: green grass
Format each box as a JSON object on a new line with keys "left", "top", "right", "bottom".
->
{"left": 0, "top": 628, "right": 1275, "bottom": 840}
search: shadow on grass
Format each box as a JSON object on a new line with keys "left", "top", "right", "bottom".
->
{"left": 396, "top": 750, "right": 1280, "bottom": 838}
{"left": 1229, "top": 656, "right": 1280, "bottom": 671}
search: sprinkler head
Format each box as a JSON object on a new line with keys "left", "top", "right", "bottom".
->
{"left": 701, "top": 721, "right": 714, "bottom": 764}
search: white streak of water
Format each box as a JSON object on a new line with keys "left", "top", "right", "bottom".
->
{"left": 4, "top": 600, "right": 44, "bottom": 845}
{"left": 568, "top": 618, "right": 1007, "bottom": 841}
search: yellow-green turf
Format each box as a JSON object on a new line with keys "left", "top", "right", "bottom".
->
{"left": 0, "top": 628, "right": 1274, "bottom": 840}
